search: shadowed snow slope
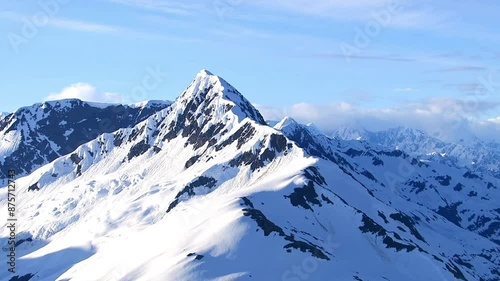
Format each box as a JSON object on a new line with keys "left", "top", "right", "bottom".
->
{"left": 0, "top": 71, "right": 499, "bottom": 281}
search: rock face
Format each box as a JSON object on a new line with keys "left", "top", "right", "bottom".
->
{"left": 0, "top": 70, "right": 498, "bottom": 281}
{"left": 0, "top": 99, "right": 170, "bottom": 182}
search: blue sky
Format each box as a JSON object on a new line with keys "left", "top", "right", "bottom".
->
{"left": 1, "top": 0, "right": 499, "bottom": 140}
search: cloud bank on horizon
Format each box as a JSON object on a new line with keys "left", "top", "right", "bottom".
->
{"left": 256, "top": 97, "right": 500, "bottom": 142}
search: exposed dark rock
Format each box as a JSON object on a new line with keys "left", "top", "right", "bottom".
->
{"left": 321, "top": 194, "right": 334, "bottom": 205}
{"left": 268, "top": 134, "right": 287, "bottom": 153}
{"left": 243, "top": 208, "right": 286, "bottom": 236}
{"left": 378, "top": 211, "right": 389, "bottom": 224}
{"left": 9, "top": 274, "right": 35, "bottom": 281}
{"left": 345, "top": 148, "right": 364, "bottom": 157}
{"left": 406, "top": 180, "right": 426, "bottom": 194}
{"left": 28, "top": 182, "right": 39, "bottom": 192}
{"left": 382, "top": 236, "right": 416, "bottom": 252}
{"left": 361, "top": 170, "right": 377, "bottom": 182}
{"left": 359, "top": 214, "right": 387, "bottom": 236}
{"left": 445, "top": 261, "right": 467, "bottom": 281}
{"left": 128, "top": 127, "right": 144, "bottom": 143}
{"left": 454, "top": 183, "right": 464, "bottom": 191}
{"left": 76, "top": 164, "right": 82, "bottom": 177}
{"left": 378, "top": 149, "right": 404, "bottom": 158}
{"left": 285, "top": 181, "right": 321, "bottom": 210}
{"left": 215, "top": 123, "right": 256, "bottom": 151}
{"left": 304, "top": 167, "right": 326, "bottom": 186}
{"left": 113, "top": 131, "right": 125, "bottom": 147}
{"left": 463, "top": 171, "right": 480, "bottom": 179}
{"left": 435, "top": 175, "right": 451, "bottom": 186}
{"left": 241, "top": 197, "right": 330, "bottom": 260}
{"left": 437, "top": 202, "right": 463, "bottom": 227}
{"left": 372, "top": 157, "right": 384, "bottom": 166}
{"left": 389, "top": 212, "right": 426, "bottom": 242}
{"left": 240, "top": 196, "right": 254, "bottom": 208}
{"left": 229, "top": 146, "right": 278, "bottom": 171}
{"left": 185, "top": 155, "right": 200, "bottom": 169}
{"left": 127, "top": 141, "right": 151, "bottom": 161}
{"left": 187, "top": 253, "right": 204, "bottom": 260}
{"left": 359, "top": 214, "right": 417, "bottom": 252}
{"left": 70, "top": 153, "right": 82, "bottom": 165}
{"left": 453, "top": 255, "right": 474, "bottom": 270}
{"left": 283, "top": 239, "right": 330, "bottom": 260}
{"left": 166, "top": 176, "right": 217, "bottom": 213}
{"left": 14, "top": 237, "right": 33, "bottom": 247}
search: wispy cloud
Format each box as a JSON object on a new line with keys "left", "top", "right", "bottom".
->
{"left": 0, "top": 11, "right": 121, "bottom": 33}
{"left": 444, "top": 83, "right": 489, "bottom": 95}
{"left": 107, "top": 0, "right": 202, "bottom": 16}
{"left": 48, "top": 18, "right": 120, "bottom": 33}
{"left": 393, "top": 87, "right": 417, "bottom": 92}
{"left": 251, "top": 0, "right": 395, "bottom": 19}
{"left": 317, "top": 53, "right": 415, "bottom": 62}
{"left": 439, "top": 66, "right": 488, "bottom": 72}
{"left": 0, "top": 11, "right": 200, "bottom": 42}
{"left": 45, "top": 83, "right": 125, "bottom": 104}
{"left": 487, "top": 117, "right": 500, "bottom": 124}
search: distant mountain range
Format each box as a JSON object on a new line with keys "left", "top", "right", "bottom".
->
{"left": 0, "top": 70, "right": 498, "bottom": 281}
{"left": 332, "top": 126, "right": 500, "bottom": 179}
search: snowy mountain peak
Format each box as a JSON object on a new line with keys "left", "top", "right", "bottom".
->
{"left": 175, "top": 70, "right": 266, "bottom": 125}
{"left": 332, "top": 126, "right": 367, "bottom": 140}
{"left": 197, "top": 68, "right": 214, "bottom": 77}
{"left": 274, "top": 116, "right": 298, "bottom": 130}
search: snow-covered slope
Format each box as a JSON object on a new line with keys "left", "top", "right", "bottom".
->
{"left": 333, "top": 126, "right": 500, "bottom": 178}
{"left": 0, "top": 71, "right": 498, "bottom": 281}
{"left": 0, "top": 99, "right": 170, "bottom": 183}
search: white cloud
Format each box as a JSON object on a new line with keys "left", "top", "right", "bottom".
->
{"left": 48, "top": 18, "right": 120, "bottom": 33}
{"left": 108, "top": 0, "right": 201, "bottom": 15}
{"left": 487, "top": 117, "right": 500, "bottom": 124}
{"left": 256, "top": 97, "right": 500, "bottom": 142}
{"left": 393, "top": 87, "right": 417, "bottom": 92}
{"left": 45, "top": 83, "right": 125, "bottom": 104}
{"left": 253, "top": 0, "right": 394, "bottom": 16}
{"left": 0, "top": 11, "right": 120, "bottom": 33}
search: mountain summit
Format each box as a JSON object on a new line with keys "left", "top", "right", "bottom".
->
{"left": 176, "top": 69, "right": 266, "bottom": 124}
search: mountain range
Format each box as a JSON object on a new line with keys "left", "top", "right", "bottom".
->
{"left": 0, "top": 70, "right": 498, "bottom": 281}
{"left": 0, "top": 100, "right": 170, "bottom": 185}
{"left": 332, "top": 126, "right": 500, "bottom": 179}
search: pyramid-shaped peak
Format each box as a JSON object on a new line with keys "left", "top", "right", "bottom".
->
{"left": 274, "top": 116, "right": 298, "bottom": 130}
{"left": 174, "top": 70, "right": 266, "bottom": 125}
{"left": 197, "top": 69, "right": 214, "bottom": 77}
